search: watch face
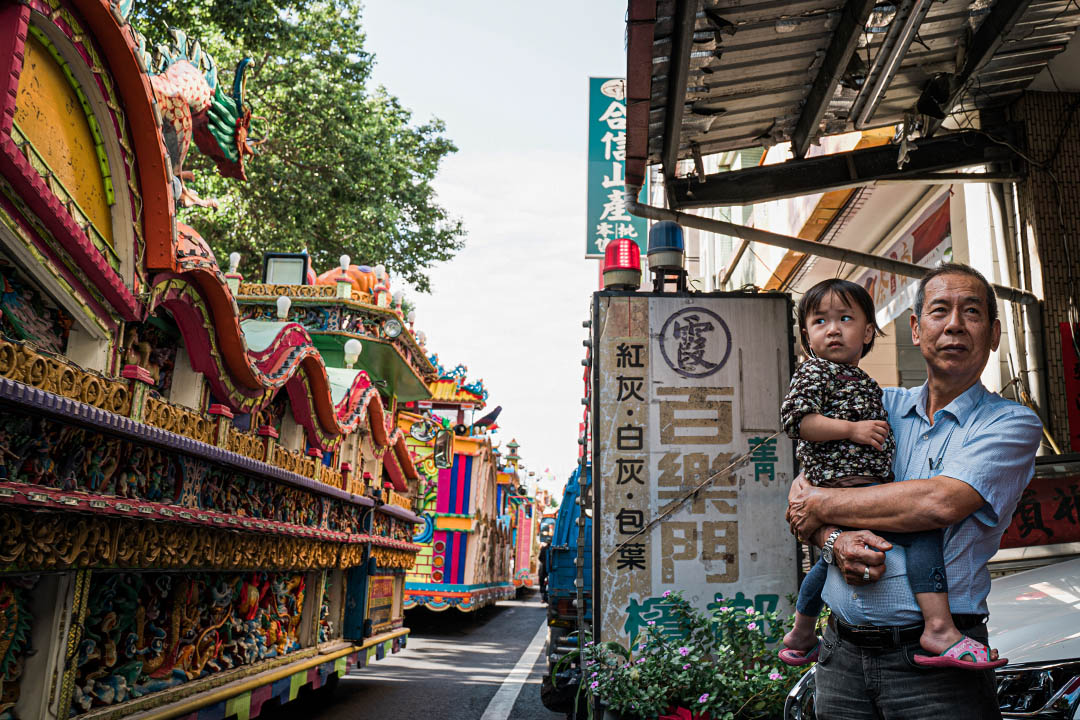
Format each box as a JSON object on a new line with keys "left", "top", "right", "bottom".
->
{"left": 821, "top": 546, "right": 834, "bottom": 565}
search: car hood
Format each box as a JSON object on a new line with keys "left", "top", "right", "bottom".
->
{"left": 987, "top": 556, "right": 1080, "bottom": 664}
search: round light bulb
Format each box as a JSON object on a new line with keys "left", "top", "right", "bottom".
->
{"left": 276, "top": 295, "right": 292, "bottom": 319}
{"left": 228, "top": 252, "right": 241, "bottom": 273}
{"left": 407, "top": 310, "right": 416, "bottom": 324}
{"left": 339, "top": 254, "right": 351, "bottom": 272}
{"left": 374, "top": 264, "right": 386, "bottom": 280}
{"left": 393, "top": 291, "right": 404, "bottom": 307}
{"left": 344, "top": 338, "right": 363, "bottom": 368}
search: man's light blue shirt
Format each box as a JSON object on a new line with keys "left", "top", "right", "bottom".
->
{"left": 821, "top": 380, "right": 1042, "bottom": 626}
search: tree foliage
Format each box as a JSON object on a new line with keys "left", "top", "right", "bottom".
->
{"left": 135, "top": 0, "right": 464, "bottom": 290}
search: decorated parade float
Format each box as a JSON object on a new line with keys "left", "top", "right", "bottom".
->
{"left": 0, "top": 3, "right": 430, "bottom": 718}
{"left": 399, "top": 361, "right": 521, "bottom": 612}
{"left": 503, "top": 440, "right": 542, "bottom": 592}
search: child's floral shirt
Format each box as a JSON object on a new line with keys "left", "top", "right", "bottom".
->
{"left": 781, "top": 357, "right": 895, "bottom": 486}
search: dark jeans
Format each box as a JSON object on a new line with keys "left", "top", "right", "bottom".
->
{"left": 796, "top": 528, "right": 947, "bottom": 617}
{"left": 815, "top": 620, "right": 1000, "bottom": 719}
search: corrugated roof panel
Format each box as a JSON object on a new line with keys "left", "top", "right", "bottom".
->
{"left": 628, "top": 0, "right": 1080, "bottom": 170}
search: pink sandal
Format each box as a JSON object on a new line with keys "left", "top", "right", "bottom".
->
{"left": 778, "top": 642, "right": 820, "bottom": 666}
{"left": 913, "top": 636, "right": 1007, "bottom": 670}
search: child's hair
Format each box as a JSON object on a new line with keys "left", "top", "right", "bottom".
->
{"left": 797, "top": 278, "right": 884, "bottom": 358}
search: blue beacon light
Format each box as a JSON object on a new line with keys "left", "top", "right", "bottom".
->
{"left": 647, "top": 221, "right": 685, "bottom": 272}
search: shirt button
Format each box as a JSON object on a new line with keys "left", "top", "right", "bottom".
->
{"left": 922, "top": 434, "right": 929, "bottom": 440}
{"left": 852, "top": 593, "right": 858, "bottom": 599}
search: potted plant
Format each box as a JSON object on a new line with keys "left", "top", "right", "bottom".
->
{"left": 558, "top": 591, "right": 806, "bottom": 720}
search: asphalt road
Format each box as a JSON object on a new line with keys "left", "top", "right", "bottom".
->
{"left": 268, "top": 592, "right": 565, "bottom": 720}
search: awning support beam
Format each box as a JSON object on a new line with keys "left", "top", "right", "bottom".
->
{"left": 925, "top": 0, "right": 1033, "bottom": 136}
{"left": 791, "top": 0, "right": 878, "bottom": 158}
{"left": 626, "top": 200, "right": 1037, "bottom": 305}
{"left": 661, "top": 0, "right": 699, "bottom": 207}
{"left": 669, "top": 129, "right": 1020, "bottom": 207}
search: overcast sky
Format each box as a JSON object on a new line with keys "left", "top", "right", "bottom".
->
{"left": 362, "top": 2, "right": 628, "bottom": 499}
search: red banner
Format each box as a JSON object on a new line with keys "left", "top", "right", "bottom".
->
{"left": 1061, "top": 322, "right": 1080, "bottom": 452}
{"left": 1000, "top": 473, "right": 1080, "bottom": 548}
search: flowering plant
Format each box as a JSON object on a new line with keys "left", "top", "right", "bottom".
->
{"left": 566, "top": 591, "right": 804, "bottom": 720}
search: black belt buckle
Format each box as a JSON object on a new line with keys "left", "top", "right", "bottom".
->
{"left": 836, "top": 618, "right": 922, "bottom": 648}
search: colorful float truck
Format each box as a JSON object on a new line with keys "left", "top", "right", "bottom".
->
{"left": 0, "top": 6, "right": 429, "bottom": 719}
{"left": 399, "top": 363, "right": 516, "bottom": 611}
{"left": 508, "top": 493, "right": 540, "bottom": 591}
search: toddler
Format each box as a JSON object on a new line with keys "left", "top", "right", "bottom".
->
{"left": 776, "top": 278, "right": 1005, "bottom": 670}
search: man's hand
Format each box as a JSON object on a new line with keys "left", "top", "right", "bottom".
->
{"left": 847, "top": 420, "right": 890, "bottom": 451}
{"left": 788, "top": 473, "right": 810, "bottom": 504}
{"left": 833, "top": 530, "right": 892, "bottom": 585}
{"left": 786, "top": 481, "right": 827, "bottom": 540}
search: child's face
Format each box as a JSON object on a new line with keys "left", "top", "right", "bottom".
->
{"left": 804, "top": 291, "right": 875, "bottom": 365}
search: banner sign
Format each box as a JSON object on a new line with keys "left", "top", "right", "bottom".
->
{"left": 592, "top": 292, "right": 797, "bottom": 647}
{"left": 586, "top": 77, "right": 649, "bottom": 258}
{"left": 1000, "top": 459, "right": 1080, "bottom": 548}
{"left": 368, "top": 576, "right": 394, "bottom": 630}
{"left": 856, "top": 193, "right": 952, "bottom": 327}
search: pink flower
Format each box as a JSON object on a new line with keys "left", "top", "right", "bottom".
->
{"left": 747, "top": 621, "right": 758, "bottom": 630}
{"left": 590, "top": 681, "right": 599, "bottom": 690}
{"left": 682, "top": 663, "right": 691, "bottom": 670}
{"left": 769, "top": 672, "right": 782, "bottom": 680}
{"left": 647, "top": 620, "right": 656, "bottom": 626}
{"left": 663, "top": 590, "right": 672, "bottom": 598}
{"left": 678, "top": 646, "right": 690, "bottom": 656}
{"left": 698, "top": 693, "right": 710, "bottom": 703}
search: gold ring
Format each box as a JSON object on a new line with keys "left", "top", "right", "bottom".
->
{"left": 862, "top": 566, "right": 871, "bottom": 581}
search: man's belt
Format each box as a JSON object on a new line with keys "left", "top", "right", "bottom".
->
{"left": 830, "top": 614, "right": 987, "bottom": 649}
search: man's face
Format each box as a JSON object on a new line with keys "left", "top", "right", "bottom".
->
{"left": 911, "top": 273, "right": 1000, "bottom": 381}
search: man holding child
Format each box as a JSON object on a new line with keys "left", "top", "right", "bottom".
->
{"left": 785, "top": 263, "right": 1042, "bottom": 719}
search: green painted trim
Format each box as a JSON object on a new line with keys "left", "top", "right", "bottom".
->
{"left": 224, "top": 693, "right": 251, "bottom": 720}
{"left": 26, "top": 25, "right": 115, "bottom": 206}
{"left": 288, "top": 669, "right": 305, "bottom": 701}
{"left": 9, "top": 122, "right": 120, "bottom": 270}
{"left": 0, "top": 179, "right": 116, "bottom": 334}
{"left": 433, "top": 513, "right": 474, "bottom": 519}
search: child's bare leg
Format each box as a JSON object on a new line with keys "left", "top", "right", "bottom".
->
{"left": 915, "top": 592, "right": 964, "bottom": 654}
{"left": 782, "top": 611, "right": 819, "bottom": 652}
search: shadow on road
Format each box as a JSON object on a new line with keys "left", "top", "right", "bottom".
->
{"left": 257, "top": 593, "right": 558, "bottom": 719}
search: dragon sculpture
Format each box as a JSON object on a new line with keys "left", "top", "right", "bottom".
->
{"left": 144, "top": 29, "right": 259, "bottom": 208}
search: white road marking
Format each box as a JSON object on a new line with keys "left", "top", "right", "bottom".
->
{"left": 479, "top": 619, "right": 549, "bottom": 720}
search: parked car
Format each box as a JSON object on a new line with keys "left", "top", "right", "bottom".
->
{"left": 785, "top": 556, "right": 1080, "bottom": 719}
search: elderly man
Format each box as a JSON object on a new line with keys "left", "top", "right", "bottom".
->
{"left": 786, "top": 263, "right": 1042, "bottom": 719}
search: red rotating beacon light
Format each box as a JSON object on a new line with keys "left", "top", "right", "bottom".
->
{"left": 602, "top": 238, "right": 642, "bottom": 291}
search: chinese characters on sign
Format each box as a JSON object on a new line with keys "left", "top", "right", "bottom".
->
{"left": 594, "top": 294, "right": 796, "bottom": 648}
{"left": 596, "top": 296, "right": 652, "bottom": 639}
{"left": 1001, "top": 469, "right": 1080, "bottom": 547}
{"left": 586, "top": 78, "right": 649, "bottom": 258}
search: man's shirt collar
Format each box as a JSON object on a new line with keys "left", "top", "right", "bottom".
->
{"left": 901, "top": 380, "right": 988, "bottom": 425}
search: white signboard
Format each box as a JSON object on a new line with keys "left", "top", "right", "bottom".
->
{"left": 592, "top": 293, "right": 797, "bottom": 647}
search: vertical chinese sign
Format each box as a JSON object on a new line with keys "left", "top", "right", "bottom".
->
{"left": 586, "top": 77, "right": 649, "bottom": 258}
{"left": 593, "top": 292, "right": 797, "bottom": 648}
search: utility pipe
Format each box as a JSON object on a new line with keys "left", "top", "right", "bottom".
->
{"left": 626, "top": 200, "right": 1038, "bottom": 305}
{"left": 1001, "top": 179, "right": 1049, "bottom": 424}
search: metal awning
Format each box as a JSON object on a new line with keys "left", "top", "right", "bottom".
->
{"left": 625, "top": 0, "right": 1080, "bottom": 203}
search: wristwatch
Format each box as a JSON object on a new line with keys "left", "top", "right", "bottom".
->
{"left": 821, "top": 529, "right": 843, "bottom": 565}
